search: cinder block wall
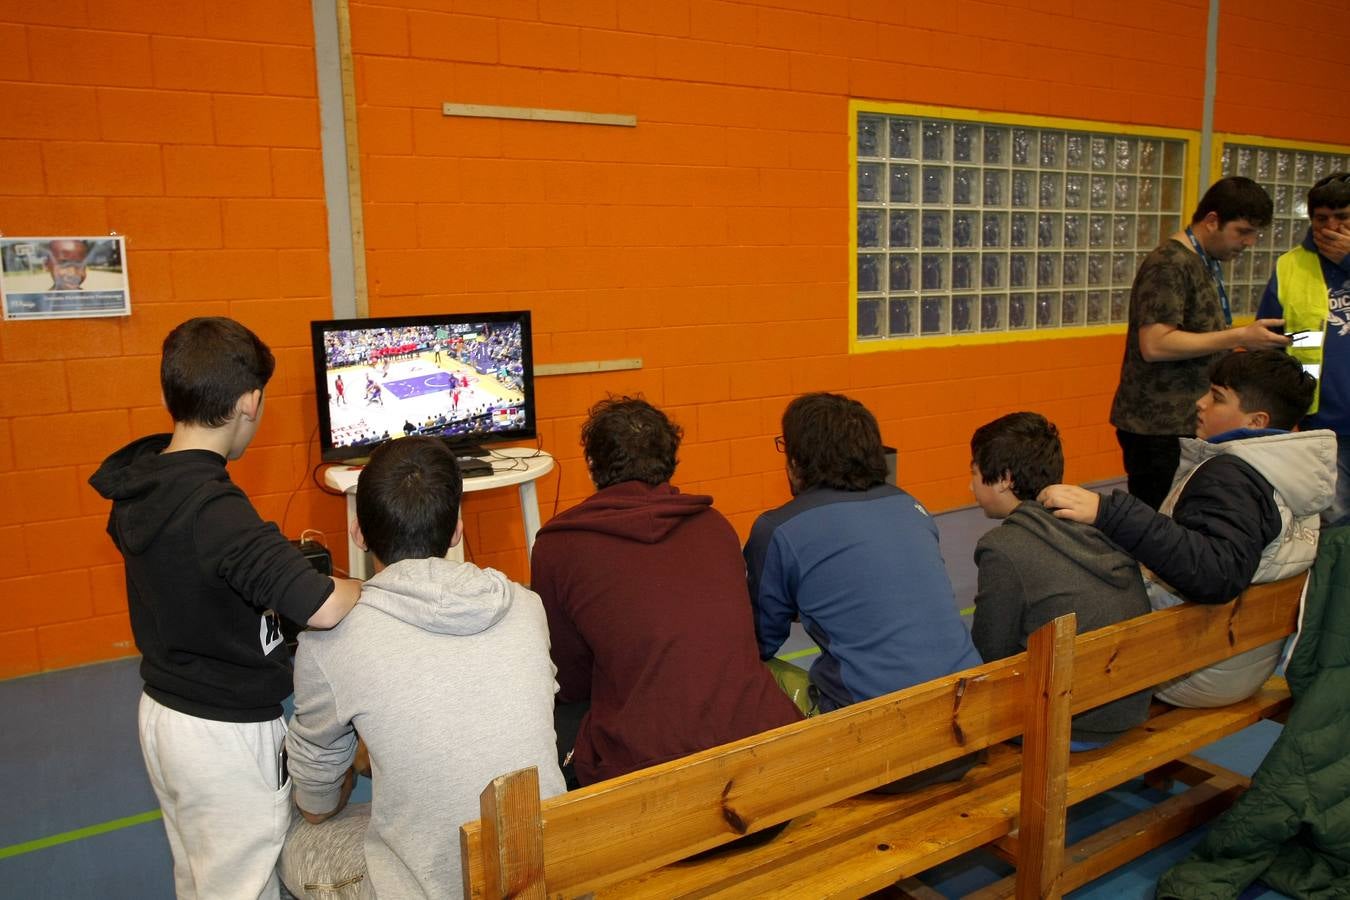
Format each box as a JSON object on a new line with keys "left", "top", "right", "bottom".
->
{"left": 1, "top": 0, "right": 1347, "bottom": 677}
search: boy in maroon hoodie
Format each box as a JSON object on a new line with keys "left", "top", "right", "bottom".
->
{"left": 531, "top": 396, "right": 802, "bottom": 786}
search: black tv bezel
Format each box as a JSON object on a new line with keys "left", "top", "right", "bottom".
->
{"left": 310, "top": 310, "right": 536, "bottom": 463}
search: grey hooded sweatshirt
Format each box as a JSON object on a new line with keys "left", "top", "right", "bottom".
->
{"left": 286, "top": 557, "right": 565, "bottom": 899}
{"left": 972, "top": 501, "right": 1153, "bottom": 743}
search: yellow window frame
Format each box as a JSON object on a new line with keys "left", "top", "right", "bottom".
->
{"left": 1211, "top": 132, "right": 1350, "bottom": 323}
{"left": 849, "top": 99, "right": 1201, "bottom": 353}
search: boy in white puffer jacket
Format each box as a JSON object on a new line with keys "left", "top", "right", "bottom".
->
{"left": 1040, "top": 349, "right": 1335, "bottom": 707}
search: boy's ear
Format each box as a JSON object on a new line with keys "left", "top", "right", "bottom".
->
{"left": 349, "top": 517, "right": 368, "bottom": 553}
{"left": 449, "top": 517, "right": 464, "bottom": 550}
{"left": 1247, "top": 409, "right": 1271, "bottom": 430}
{"left": 238, "top": 388, "right": 263, "bottom": 421}
{"left": 997, "top": 470, "right": 1015, "bottom": 493}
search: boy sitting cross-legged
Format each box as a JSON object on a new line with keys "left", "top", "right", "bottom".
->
{"left": 1041, "top": 349, "right": 1336, "bottom": 707}
{"left": 969, "top": 412, "right": 1153, "bottom": 749}
{"left": 282, "top": 436, "right": 565, "bottom": 899}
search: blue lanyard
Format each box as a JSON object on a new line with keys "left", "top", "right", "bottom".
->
{"left": 1185, "top": 227, "right": 1232, "bottom": 325}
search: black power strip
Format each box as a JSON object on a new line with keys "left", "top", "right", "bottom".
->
{"left": 291, "top": 539, "right": 333, "bottom": 576}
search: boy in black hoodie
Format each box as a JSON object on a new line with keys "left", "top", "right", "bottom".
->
{"left": 89, "top": 317, "right": 361, "bottom": 900}
{"left": 969, "top": 412, "right": 1152, "bottom": 748}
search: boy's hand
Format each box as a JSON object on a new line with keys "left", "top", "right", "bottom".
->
{"left": 1314, "top": 226, "right": 1350, "bottom": 265}
{"left": 1037, "top": 484, "right": 1100, "bottom": 524}
{"left": 353, "top": 738, "right": 371, "bottom": 778}
{"left": 297, "top": 764, "right": 357, "bottom": 825}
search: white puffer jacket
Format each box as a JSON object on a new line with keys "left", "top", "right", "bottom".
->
{"left": 1160, "top": 429, "right": 1336, "bottom": 584}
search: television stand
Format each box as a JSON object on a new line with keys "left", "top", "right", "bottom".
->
{"left": 324, "top": 447, "right": 554, "bottom": 579}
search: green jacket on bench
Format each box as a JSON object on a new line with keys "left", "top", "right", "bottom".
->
{"left": 1158, "top": 526, "right": 1350, "bottom": 899}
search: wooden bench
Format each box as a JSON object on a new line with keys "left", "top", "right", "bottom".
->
{"left": 460, "top": 576, "right": 1304, "bottom": 899}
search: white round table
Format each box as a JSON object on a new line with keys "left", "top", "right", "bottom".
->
{"left": 323, "top": 446, "right": 555, "bottom": 579}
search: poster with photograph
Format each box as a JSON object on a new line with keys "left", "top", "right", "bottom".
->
{"left": 1, "top": 236, "right": 131, "bottom": 320}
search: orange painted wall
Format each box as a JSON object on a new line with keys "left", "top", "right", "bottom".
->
{"left": 1214, "top": 0, "right": 1350, "bottom": 143}
{"left": 0, "top": 2, "right": 344, "bottom": 678}
{"left": 352, "top": 0, "right": 1215, "bottom": 581}
{"left": 3, "top": 0, "right": 1350, "bottom": 679}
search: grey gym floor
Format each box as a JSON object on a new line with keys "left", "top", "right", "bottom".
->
{"left": 0, "top": 481, "right": 1288, "bottom": 899}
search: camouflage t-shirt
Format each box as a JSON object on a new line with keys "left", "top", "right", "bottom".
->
{"left": 1109, "top": 239, "right": 1228, "bottom": 435}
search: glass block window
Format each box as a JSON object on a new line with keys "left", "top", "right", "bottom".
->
{"left": 854, "top": 108, "right": 1191, "bottom": 347}
{"left": 1219, "top": 141, "right": 1350, "bottom": 317}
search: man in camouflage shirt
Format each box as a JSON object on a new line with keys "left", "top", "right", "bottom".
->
{"left": 1110, "top": 177, "right": 1290, "bottom": 509}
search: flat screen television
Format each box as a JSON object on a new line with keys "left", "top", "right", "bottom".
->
{"left": 310, "top": 310, "right": 535, "bottom": 462}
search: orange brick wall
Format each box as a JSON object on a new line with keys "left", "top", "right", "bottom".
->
{"left": 1214, "top": 0, "right": 1350, "bottom": 143}
{"left": 0, "top": 2, "right": 345, "bottom": 678}
{"left": 3, "top": 0, "right": 1350, "bottom": 678}
{"left": 353, "top": 0, "right": 1220, "bottom": 579}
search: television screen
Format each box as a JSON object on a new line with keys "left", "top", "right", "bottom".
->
{"left": 311, "top": 311, "right": 535, "bottom": 462}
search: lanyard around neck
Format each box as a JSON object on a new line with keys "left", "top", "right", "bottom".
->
{"left": 1184, "top": 227, "right": 1232, "bottom": 325}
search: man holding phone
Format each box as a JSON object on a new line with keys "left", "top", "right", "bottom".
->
{"left": 1258, "top": 172, "right": 1350, "bottom": 525}
{"left": 1110, "top": 177, "right": 1292, "bottom": 510}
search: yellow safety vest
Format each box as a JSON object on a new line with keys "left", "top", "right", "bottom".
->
{"left": 1276, "top": 245, "right": 1330, "bottom": 415}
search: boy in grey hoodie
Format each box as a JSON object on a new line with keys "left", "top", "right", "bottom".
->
{"left": 970, "top": 412, "right": 1153, "bottom": 747}
{"left": 282, "top": 437, "right": 564, "bottom": 899}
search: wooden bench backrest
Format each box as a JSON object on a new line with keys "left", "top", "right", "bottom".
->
{"left": 1066, "top": 576, "right": 1303, "bottom": 712}
{"left": 1017, "top": 575, "right": 1304, "bottom": 900}
{"left": 465, "top": 651, "right": 1038, "bottom": 897}
{"left": 462, "top": 574, "right": 1306, "bottom": 899}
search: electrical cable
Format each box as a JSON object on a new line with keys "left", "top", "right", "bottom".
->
{"left": 280, "top": 423, "right": 321, "bottom": 537}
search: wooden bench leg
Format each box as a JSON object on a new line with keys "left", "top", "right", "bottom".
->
{"left": 1055, "top": 771, "right": 1246, "bottom": 893}
{"left": 1014, "top": 613, "right": 1077, "bottom": 900}
{"left": 1145, "top": 754, "right": 1253, "bottom": 794}
{"left": 473, "top": 767, "right": 546, "bottom": 899}
{"left": 970, "top": 758, "right": 1251, "bottom": 899}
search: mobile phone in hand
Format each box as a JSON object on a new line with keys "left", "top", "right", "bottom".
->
{"left": 1289, "top": 330, "right": 1325, "bottom": 349}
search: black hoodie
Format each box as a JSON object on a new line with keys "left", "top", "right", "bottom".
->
{"left": 89, "top": 434, "right": 332, "bottom": 722}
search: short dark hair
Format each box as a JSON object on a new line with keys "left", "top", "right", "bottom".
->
{"left": 582, "top": 396, "right": 681, "bottom": 489}
{"left": 1208, "top": 350, "right": 1316, "bottom": 431}
{"left": 161, "top": 317, "right": 275, "bottom": 427}
{"left": 1191, "top": 176, "right": 1273, "bottom": 228}
{"left": 1307, "top": 172, "right": 1350, "bottom": 214}
{"left": 356, "top": 437, "right": 464, "bottom": 565}
{"left": 970, "top": 412, "right": 1064, "bottom": 501}
{"left": 781, "top": 392, "right": 888, "bottom": 492}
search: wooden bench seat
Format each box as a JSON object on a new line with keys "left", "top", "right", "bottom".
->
{"left": 460, "top": 576, "right": 1304, "bottom": 899}
{"left": 603, "top": 679, "right": 1290, "bottom": 900}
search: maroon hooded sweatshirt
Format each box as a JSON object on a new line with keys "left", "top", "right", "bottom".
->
{"left": 531, "top": 481, "right": 803, "bottom": 784}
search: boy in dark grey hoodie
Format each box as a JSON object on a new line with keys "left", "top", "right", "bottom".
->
{"left": 969, "top": 412, "right": 1152, "bottom": 748}
{"left": 282, "top": 437, "right": 564, "bottom": 899}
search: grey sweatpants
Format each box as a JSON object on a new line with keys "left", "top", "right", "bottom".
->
{"left": 138, "top": 693, "right": 293, "bottom": 900}
{"left": 280, "top": 803, "right": 370, "bottom": 899}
